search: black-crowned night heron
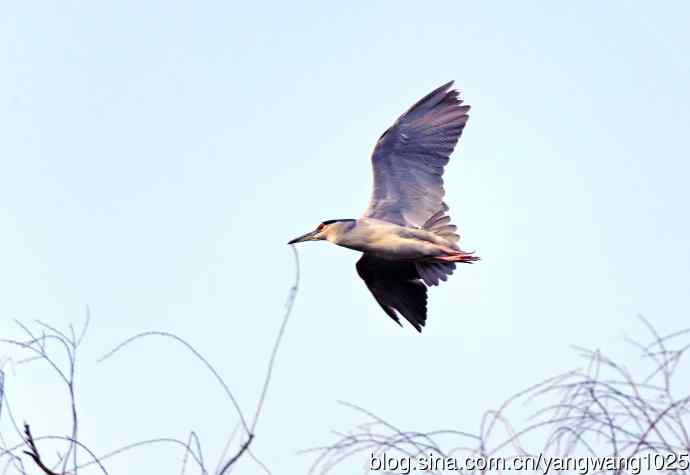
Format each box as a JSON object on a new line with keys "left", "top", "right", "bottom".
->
{"left": 289, "top": 81, "right": 478, "bottom": 332}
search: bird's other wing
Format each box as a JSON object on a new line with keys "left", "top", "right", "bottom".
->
{"left": 362, "top": 81, "right": 470, "bottom": 227}
{"left": 355, "top": 254, "right": 427, "bottom": 332}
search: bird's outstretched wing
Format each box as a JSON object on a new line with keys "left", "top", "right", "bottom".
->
{"left": 356, "top": 254, "right": 427, "bottom": 332}
{"left": 362, "top": 81, "right": 470, "bottom": 227}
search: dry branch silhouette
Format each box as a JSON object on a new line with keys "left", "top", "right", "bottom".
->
{"left": 306, "top": 316, "right": 690, "bottom": 474}
{"left": 3, "top": 252, "right": 690, "bottom": 475}
{"left": 0, "top": 247, "right": 300, "bottom": 474}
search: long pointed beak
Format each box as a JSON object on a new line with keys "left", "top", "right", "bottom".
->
{"left": 288, "top": 230, "right": 319, "bottom": 245}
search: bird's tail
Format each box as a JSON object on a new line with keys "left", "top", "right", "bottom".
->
{"left": 415, "top": 260, "right": 455, "bottom": 287}
{"left": 421, "top": 203, "right": 459, "bottom": 245}
{"left": 415, "top": 204, "right": 478, "bottom": 285}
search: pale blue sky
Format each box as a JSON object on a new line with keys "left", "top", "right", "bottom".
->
{"left": 2, "top": 1, "right": 690, "bottom": 473}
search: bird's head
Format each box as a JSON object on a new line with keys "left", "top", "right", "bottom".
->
{"left": 288, "top": 219, "right": 355, "bottom": 245}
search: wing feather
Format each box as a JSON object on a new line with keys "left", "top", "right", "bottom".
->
{"left": 362, "top": 82, "right": 470, "bottom": 226}
{"left": 355, "top": 254, "right": 427, "bottom": 332}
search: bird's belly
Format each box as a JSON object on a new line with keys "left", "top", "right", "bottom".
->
{"left": 352, "top": 236, "right": 439, "bottom": 261}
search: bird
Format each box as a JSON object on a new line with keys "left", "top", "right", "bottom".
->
{"left": 288, "top": 81, "right": 478, "bottom": 332}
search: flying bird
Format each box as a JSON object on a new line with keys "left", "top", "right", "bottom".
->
{"left": 288, "top": 81, "right": 478, "bottom": 332}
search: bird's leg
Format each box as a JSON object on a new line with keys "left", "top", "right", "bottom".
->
{"left": 433, "top": 249, "right": 480, "bottom": 263}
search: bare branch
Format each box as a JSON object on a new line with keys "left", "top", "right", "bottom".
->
{"left": 308, "top": 317, "right": 690, "bottom": 473}
{"left": 22, "top": 424, "right": 60, "bottom": 475}
{"left": 217, "top": 245, "right": 301, "bottom": 474}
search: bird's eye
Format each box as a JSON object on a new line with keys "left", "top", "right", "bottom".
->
{"left": 317, "top": 223, "right": 325, "bottom": 232}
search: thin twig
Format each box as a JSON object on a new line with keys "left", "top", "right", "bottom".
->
{"left": 217, "top": 246, "right": 300, "bottom": 474}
